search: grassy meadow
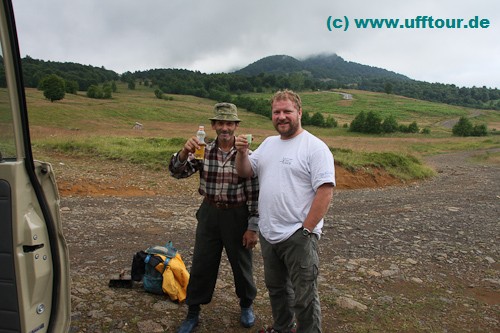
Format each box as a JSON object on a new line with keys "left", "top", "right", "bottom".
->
{"left": 25, "top": 83, "right": 500, "bottom": 180}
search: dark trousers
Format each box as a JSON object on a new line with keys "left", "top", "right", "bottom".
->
{"left": 260, "top": 230, "right": 321, "bottom": 333}
{"left": 185, "top": 201, "right": 256, "bottom": 308}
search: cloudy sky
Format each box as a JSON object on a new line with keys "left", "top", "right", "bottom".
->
{"left": 12, "top": 0, "right": 500, "bottom": 88}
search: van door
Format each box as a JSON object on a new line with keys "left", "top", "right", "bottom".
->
{"left": 0, "top": 0, "right": 71, "bottom": 332}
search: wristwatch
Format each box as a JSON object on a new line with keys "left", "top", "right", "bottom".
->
{"left": 302, "top": 227, "right": 312, "bottom": 236}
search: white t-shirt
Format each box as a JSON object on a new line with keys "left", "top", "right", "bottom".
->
{"left": 249, "top": 130, "right": 335, "bottom": 244}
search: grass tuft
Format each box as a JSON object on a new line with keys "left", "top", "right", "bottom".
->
{"left": 34, "top": 136, "right": 185, "bottom": 171}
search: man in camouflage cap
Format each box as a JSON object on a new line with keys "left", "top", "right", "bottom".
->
{"left": 169, "top": 101, "right": 258, "bottom": 333}
{"left": 209, "top": 102, "right": 241, "bottom": 122}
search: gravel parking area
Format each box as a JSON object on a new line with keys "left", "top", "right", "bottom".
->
{"left": 55, "top": 149, "right": 499, "bottom": 333}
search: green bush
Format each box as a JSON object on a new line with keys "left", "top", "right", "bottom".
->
{"left": 364, "top": 111, "right": 383, "bottom": 134}
{"left": 399, "top": 124, "right": 409, "bottom": 133}
{"left": 65, "top": 79, "right": 79, "bottom": 94}
{"left": 302, "top": 111, "right": 311, "bottom": 125}
{"left": 382, "top": 114, "right": 399, "bottom": 133}
{"left": 325, "top": 115, "right": 338, "bottom": 128}
{"left": 87, "top": 84, "right": 112, "bottom": 99}
{"left": 39, "top": 74, "right": 66, "bottom": 102}
{"left": 154, "top": 89, "right": 164, "bottom": 99}
{"left": 349, "top": 111, "right": 366, "bottom": 132}
{"left": 350, "top": 111, "right": 423, "bottom": 135}
{"left": 408, "top": 121, "right": 419, "bottom": 133}
{"left": 452, "top": 116, "right": 474, "bottom": 136}
{"left": 472, "top": 124, "right": 488, "bottom": 136}
{"left": 310, "top": 112, "right": 325, "bottom": 127}
{"left": 87, "top": 85, "right": 103, "bottom": 99}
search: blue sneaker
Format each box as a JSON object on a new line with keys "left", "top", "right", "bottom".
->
{"left": 241, "top": 306, "right": 255, "bottom": 328}
{"left": 176, "top": 315, "right": 199, "bottom": 333}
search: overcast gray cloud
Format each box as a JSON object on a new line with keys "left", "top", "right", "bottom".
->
{"left": 12, "top": 0, "right": 500, "bottom": 88}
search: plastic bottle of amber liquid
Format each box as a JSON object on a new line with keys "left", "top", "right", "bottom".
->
{"left": 193, "top": 125, "right": 206, "bottom": 160}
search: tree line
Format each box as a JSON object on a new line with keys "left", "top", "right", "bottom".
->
{"left": 349, "top": 111, "right": 425, "bottom": 134}
{"left": 128, "top": 68, "right": 500, "bottom": 110}
{"left": 20, "top": 56, "right": 119, "bottom": 91}
{"left": 359, "top": 79, "right": 500, "bottom": 110}
{"left": 0, "top": 56, "right": 498, "bottom": 111}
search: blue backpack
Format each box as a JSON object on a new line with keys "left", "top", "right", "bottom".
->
{"left": 142, "top": 242, "right": 178, "bottom": 295}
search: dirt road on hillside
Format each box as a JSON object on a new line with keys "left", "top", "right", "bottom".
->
{"left": 54, "top": 149, "right": 499, "bottom": 333}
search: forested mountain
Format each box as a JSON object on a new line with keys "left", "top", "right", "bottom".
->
{"left": 235, "top": 54, "right": 409, "bottom": 84}
{"left": 234, "top": 55, "right": 305, "bottom": 76}
{"left": 303, "top": 54, "right": 409, "bottom": 82}
{"left": 234, "top": 54, "right": 500, "bottom": 109}
{"left": 1, "top": 54, "right": 498, "bottom": 110}
{"left": 20, "top": 56, "right": 119, "bottom": 91}
{"left": 234, "top": 54, "right": 499, "bottom": 109}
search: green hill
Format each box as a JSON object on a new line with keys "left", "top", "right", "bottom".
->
{"left": 234, "top": 54, "right": 409, "bottom": 84}
{"left": 7, "top": 54, "right": 499, "bottom": 111}
{"left": 24, "top": 84, "right": 500, "bottom": 181}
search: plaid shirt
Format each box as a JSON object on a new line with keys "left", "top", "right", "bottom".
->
{"left": 169, "top": 139, "right": 259, "bottom": 230}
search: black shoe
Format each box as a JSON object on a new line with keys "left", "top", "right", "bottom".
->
{"left": 241, "top": 306, "right": 255, "bottom": 328}
{"left": 176, "top": 315, "right": 199, "bottom": 333}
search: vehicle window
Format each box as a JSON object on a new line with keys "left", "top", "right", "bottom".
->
{"left": 0, "top": 45, "right": 16, "bottom": 160}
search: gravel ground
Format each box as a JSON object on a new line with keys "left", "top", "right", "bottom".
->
{"left": 57, "top": 149, "right": 499, "bottom": 333}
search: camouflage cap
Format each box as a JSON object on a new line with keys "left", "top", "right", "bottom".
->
{"left": 209, "top": 102, "right": 241, "bottom": 122}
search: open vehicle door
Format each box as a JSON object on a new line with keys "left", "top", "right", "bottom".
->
{"left": 0, "top": 0, "right": 71, "bottom": 332}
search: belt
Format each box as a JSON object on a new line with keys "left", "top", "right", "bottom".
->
{"left": 203, "top": 197, "right": 246, "bottom": 210}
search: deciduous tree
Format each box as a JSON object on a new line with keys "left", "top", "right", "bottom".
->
{"left": 39, "top": 74, "right": 65, "bottom": 102}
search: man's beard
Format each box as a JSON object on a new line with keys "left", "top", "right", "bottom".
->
{"left": 217, "top": 130, "right": 233, "bottom": 142}
{"left": 274, "top": 120, "right": 299, "bottom": 138}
